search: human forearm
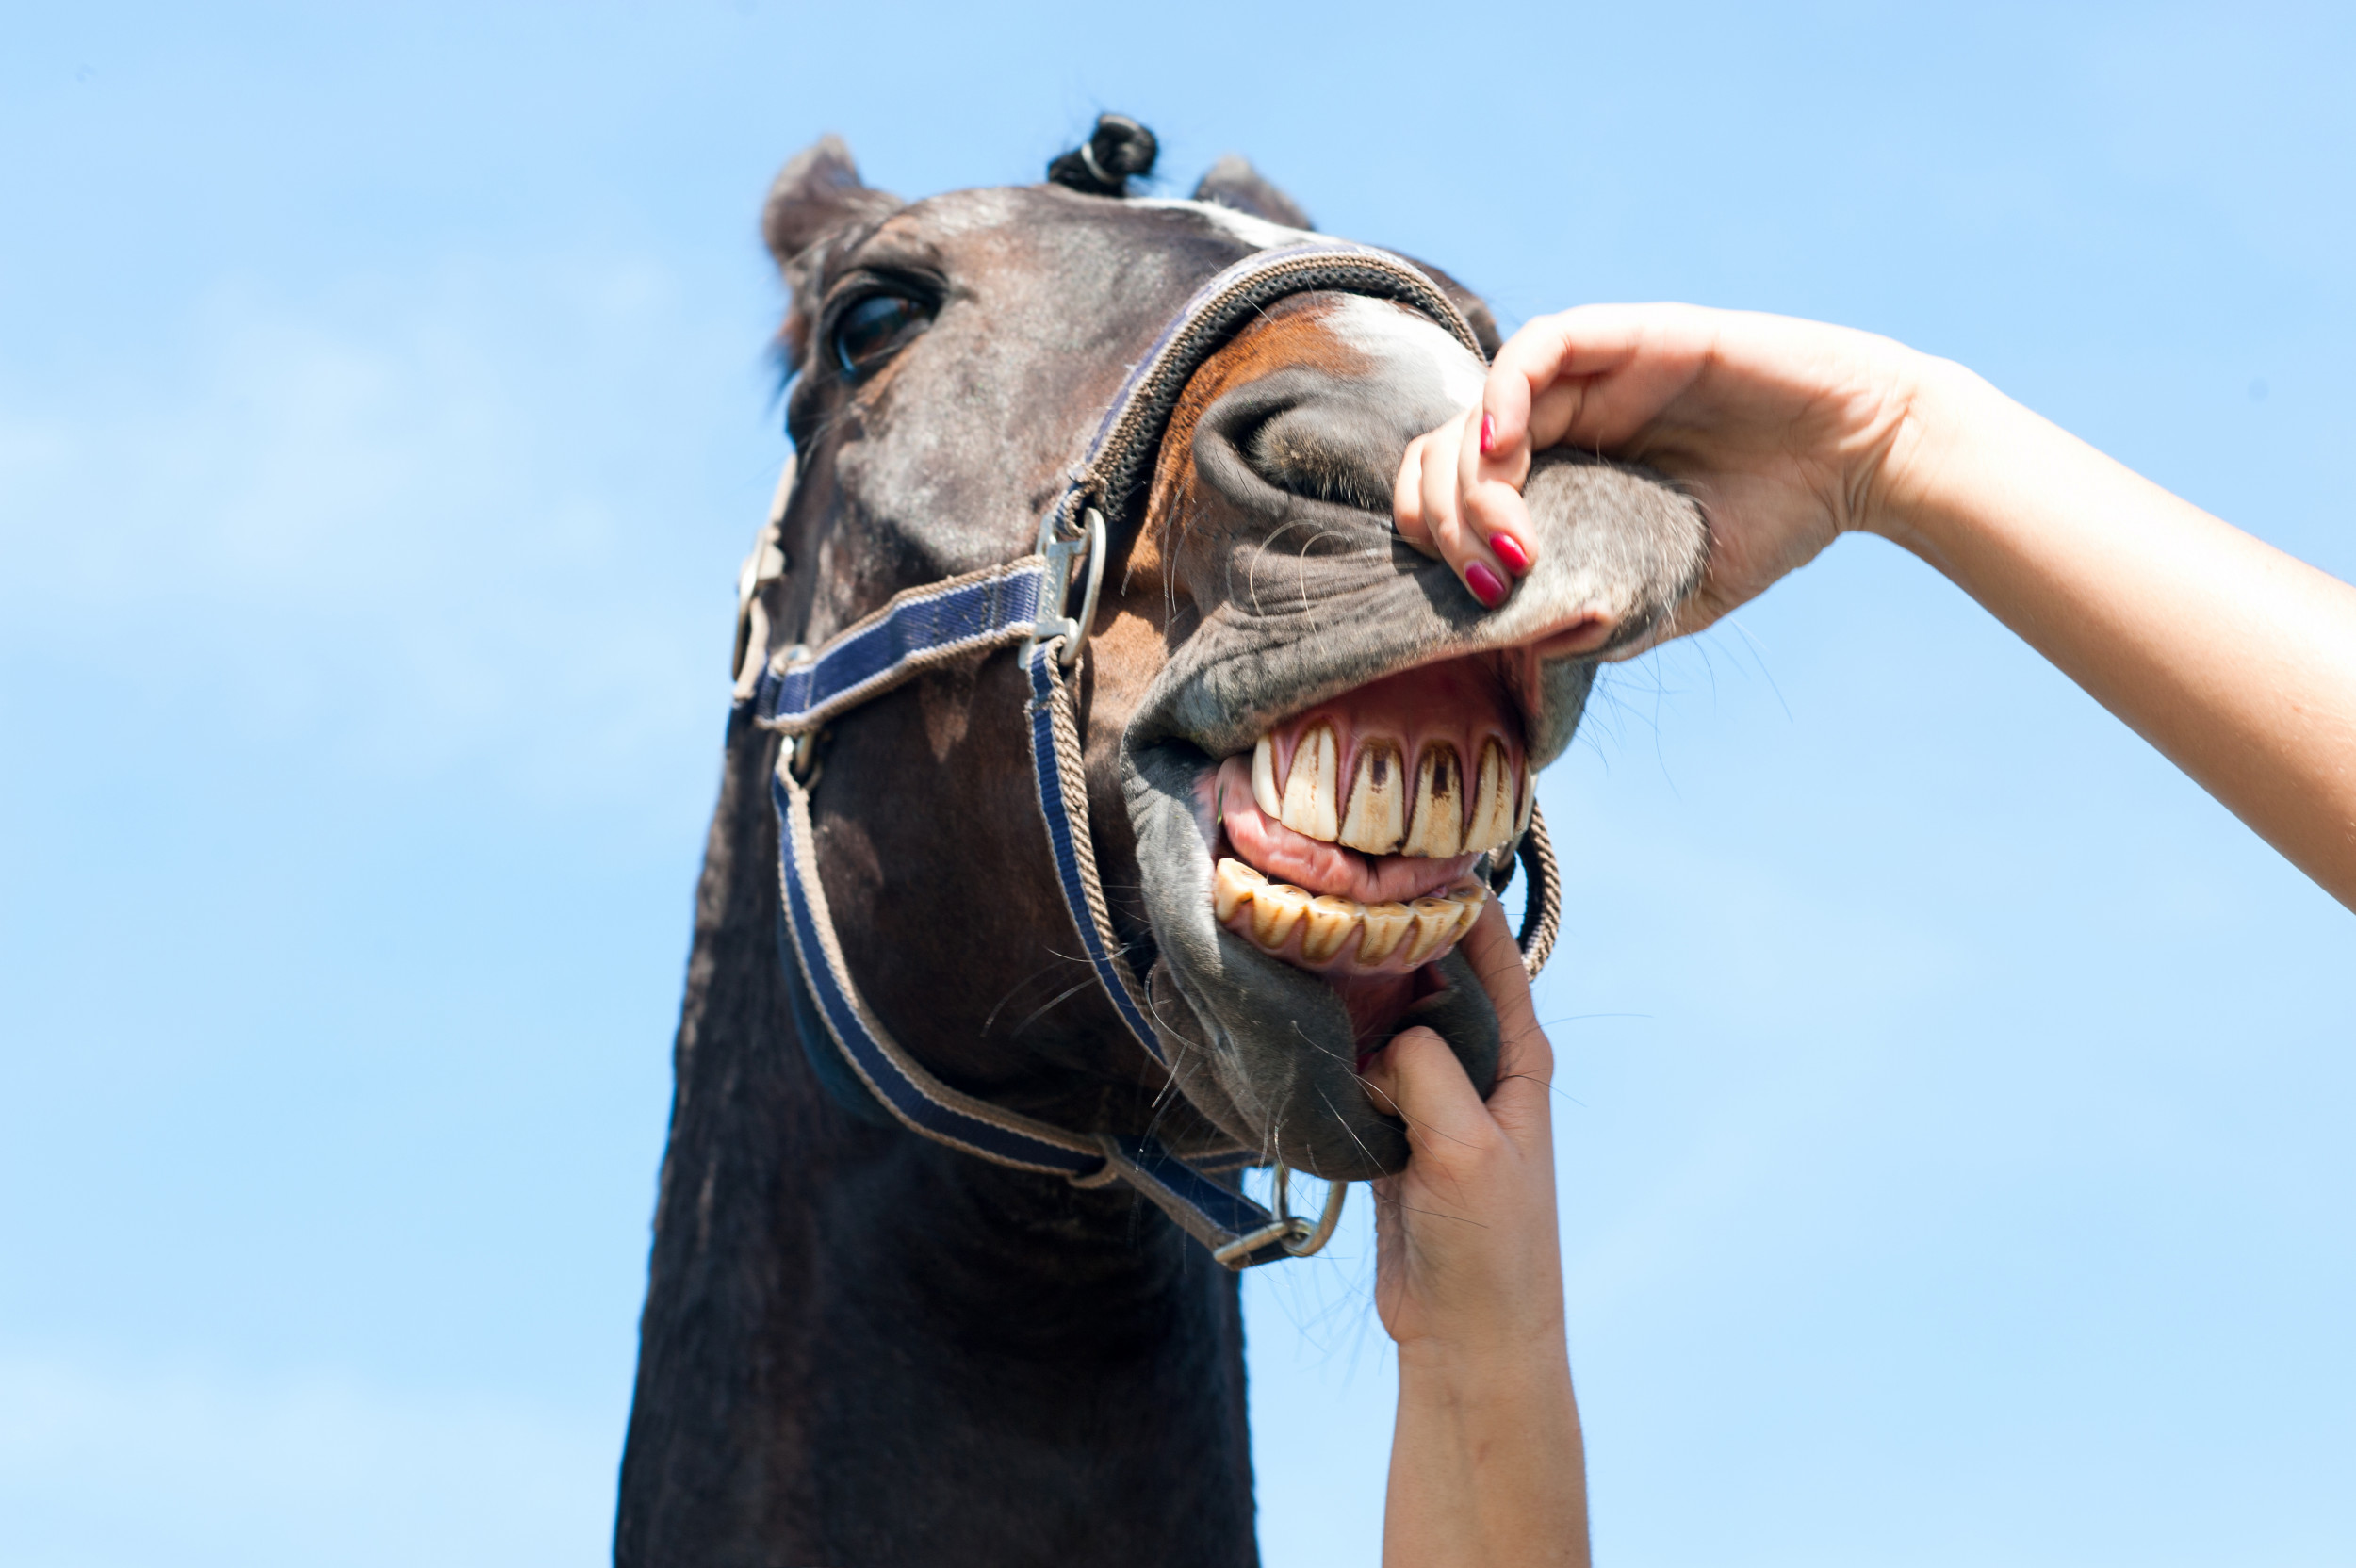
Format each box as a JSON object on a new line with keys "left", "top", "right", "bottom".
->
{"left": 1366, "top": 912, "right": 1589, "bottom": 1567}
{"left": 1878, "top": 361, "right": 2356, "bottom": 910}
{"left": 1384, "top": 1347, "right": 1588, "bottom": 1568}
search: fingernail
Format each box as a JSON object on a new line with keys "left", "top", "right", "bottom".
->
{"left": 1464, "top": 560, "right": 1509, "bottom": 608}
{"left": 1478, "top": 413, "right": 1496, "bottom": 455}
{"left": 1488, "top": 531, "right": 1530, "bottom": 576}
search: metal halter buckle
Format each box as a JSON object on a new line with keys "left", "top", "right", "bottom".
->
{"left": 1209, "top": 1168, "right": 1348, "bottom": 1266}
{"left": 1029, "top": 503, "right": 1108, "bottom": 668}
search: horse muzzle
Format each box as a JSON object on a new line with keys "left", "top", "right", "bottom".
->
{"left": 1123, "top": 443, "right": 1710, "bottom": 1179}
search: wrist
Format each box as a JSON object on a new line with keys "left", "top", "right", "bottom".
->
{"left": 1395, "top": 1321, "right": 1570, "bottom": 1388}
{"left": 1859, "top": 351, "right": 2016, "bottom": 558}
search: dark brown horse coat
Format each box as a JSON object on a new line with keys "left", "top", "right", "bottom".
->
{"left": 615, "top": 127, "right": 1706, "bottom": 1566}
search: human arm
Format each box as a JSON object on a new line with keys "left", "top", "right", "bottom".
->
{"left": 1395, "top": 304, "right": 2356, "bottom": 911}
{"left": 1361, "top": 905, "right": 1589, "bottom": 1568}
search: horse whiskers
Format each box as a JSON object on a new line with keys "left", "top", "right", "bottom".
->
{"left": 978, "top": 949, "right": 1111, "bottom": 1038}
{"left": 1000, "top": 967, "right": 1123, "bottom": 1042}
{"left": 1312, "top": 1082, "right": 1378, "bottom": 1173}
{"left": 1285, "top": 1019, "right": 1359, "bottom": 1070}
{"left": 1385, "top": 1199, "right": 1494, "bottom": 1233}
{"left": 1352, "top": 1072, "right": 1484, "bottom": 1154}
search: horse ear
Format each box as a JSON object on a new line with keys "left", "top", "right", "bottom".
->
{"left": 763, "top": 135, "right": 900, "bottom": 267}
{"left": 763, "top": 135, "right": 903, "bottom": 366}
{"left": 1191, "top": 155, "right": 1313, "bottom": 230}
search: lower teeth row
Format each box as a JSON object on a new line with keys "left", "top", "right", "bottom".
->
{"left": 1214, "top": 857, "right": 1487, "bottom": 967}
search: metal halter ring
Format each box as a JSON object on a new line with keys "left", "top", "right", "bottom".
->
{"left": 787, "top": 728, "right": 826, "bottom": 785}
{"left": 1030, "top": 504, "right": 1108, "bottom": 668}
{"left": 1274, "top": 1166, "right": 1348, "bottom": 1259}
{"left": 1206, "top": 1167, "right": 1348, "bottom": 1267}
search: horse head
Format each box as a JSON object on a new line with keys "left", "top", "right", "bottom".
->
{"left": 754, "top": 122, "right": 1707, "bottom": 1189}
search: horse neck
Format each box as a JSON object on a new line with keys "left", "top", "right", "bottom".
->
{"left": 615, "top": 716, "right": 1260, "bottom": 1568}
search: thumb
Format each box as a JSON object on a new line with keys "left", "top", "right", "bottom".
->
{"left": 1361, "top": 1023, "right": 1494, "bottom": 1158}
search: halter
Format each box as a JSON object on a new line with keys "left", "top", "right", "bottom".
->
{"left": 732, "top": 241, "right": 1563, "bottom": 1268}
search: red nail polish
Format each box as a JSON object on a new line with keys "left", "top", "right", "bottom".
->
{"left": 1464, "top": 560, "right": 1508, "bottom": 608}
{"left": 1479, "top": 413, "right": 1496, "bottom": 455}
{"left": 1488, "top": 531, "right": 1530, "bottom": 576}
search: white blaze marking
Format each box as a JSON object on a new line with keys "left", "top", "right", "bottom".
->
{"left": 1326, "top": 294, "right": 1486, "bottom": 410}
{"left": 1128, "top": 196, "right": 1319, "bottom": 251}
{"left": 1130, "top": 202, "right": 1485, "bottom": 409}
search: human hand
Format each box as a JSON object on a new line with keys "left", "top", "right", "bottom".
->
{"left": 1394, "top": 303, "right": 1937, "bottom": 647}
{"left": 1363, "top": 902, "right": 1588, "bottom": 1566}
{"left": 1360, "top": 901, "right": 1562, "bottom": 1364}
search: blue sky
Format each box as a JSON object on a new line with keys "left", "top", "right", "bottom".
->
{"left": 3, "top": 3, "right": 2349, "bottom": 1563}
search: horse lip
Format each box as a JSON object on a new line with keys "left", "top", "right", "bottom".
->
{"left": 1119, "top": 735, "right": 1502, "bottom": 1181}
{"left": 1123, "top": 565, "right": 1619, "bottom": 786}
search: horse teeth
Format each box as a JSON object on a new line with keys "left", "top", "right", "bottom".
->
{"left": 1400, "top": 743, "right": 1463, "bottom": 858}
{"left": 1301, "top": 894, "right": 1359, "bottom": 961}
{"left": 1211, "top": 863, "right": 1480, "bottom": 972}
{"left": 1355, "top": 901, "right": 1413, "bottom": 964}
{"left": 1399, "top": 896, "right": 1463, "bottom": 967}
{"left": 1278, "top": 723, "right": 1340, "bottom": 842}
{"left": 1252, "top": 736, "right": 1282, "bottom": 819}
{"left": 1336, "top": 742, "right": 1406, "bottom": 855}
{"left": 1214, "top": 857, "right": 1266, "bottom": 923}
{"left": 1515, "top": 760, "right": 1535, "bottom": 835}
{"left": 1249, "top": 880, "right": 1311, "bottom": 947}
{"left": 1465, "top": 740, "right": 1516, "bottom": 855}
{"left": 1448, "top": 880, "right": 1488, "bottom": 941}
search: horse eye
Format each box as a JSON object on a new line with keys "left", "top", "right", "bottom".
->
{"left": 831, "top": 293, "right": 930, "bottom": 377}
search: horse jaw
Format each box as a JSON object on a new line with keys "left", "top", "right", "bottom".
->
{"left": 751, "top": 167, "right": 1701, "bottom": 1180}
{"left": 1118, "top": 302, "right": 1709, "bottom": 1181}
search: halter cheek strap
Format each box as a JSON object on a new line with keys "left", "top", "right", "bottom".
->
{"left": 733, "top": 240, "right": 1564, "bottom": 1269}
{"left": 750, "top": 559, "right": 1308, "bottom": 1266}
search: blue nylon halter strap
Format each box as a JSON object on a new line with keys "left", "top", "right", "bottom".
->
{"left": 771, "top": 750, "right": 1301, "bottom": 1268}
{"left": 744, "top": 550, "right": 1165, "bottom": 1068}
{"left": 749, "top": 550, "right": 1304, "bottom": 1267}
{"left": 751, "top": 557, "right": 1054, "bottom": 735}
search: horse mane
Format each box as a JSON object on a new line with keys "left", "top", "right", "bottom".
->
{"left": 1046, "top": 113, "right": 1159, "bottom": 197}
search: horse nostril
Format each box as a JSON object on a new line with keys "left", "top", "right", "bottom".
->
{"left": 1240, "top": 400, "right": 1402, "bottom": 515}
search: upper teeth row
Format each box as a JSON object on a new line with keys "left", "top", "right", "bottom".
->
{"left": 1252, "top": 728, "right": 1531, "bottom": 858}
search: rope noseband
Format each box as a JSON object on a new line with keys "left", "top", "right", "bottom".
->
{"left": 734, "top": 242, "right": 1562, "bottom": 1268}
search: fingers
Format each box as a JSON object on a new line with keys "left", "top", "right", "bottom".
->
{"left": 1391, "top": 406, "right": 1531, "bottom": 609}
{"left": 1360, "top": 1023, "right": 1496, "bottom": 1162}
{"left": 1456, "top": 902, "right": 1553, "bottom": 1109}
{"left": 1361, "top": 904, "right": 1556, "bottom": 1161}
{"left": 1458, "top": 456, "right": 1537, "bottom": 584}
{"left": 1392, "top": 430, "right": 1436, "bottom": 555}
{"left": 1482, "top": 302, "right": 1727, "bottom": 469}
{"left": 1476, "top": 307, "right": 1608, "bottom": 465}
{"left": 1397, "top": 302, "right": 1745, "bottom": 614}
{"left": 1458, "top": 401, "right": 1538, "bottom": 590}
